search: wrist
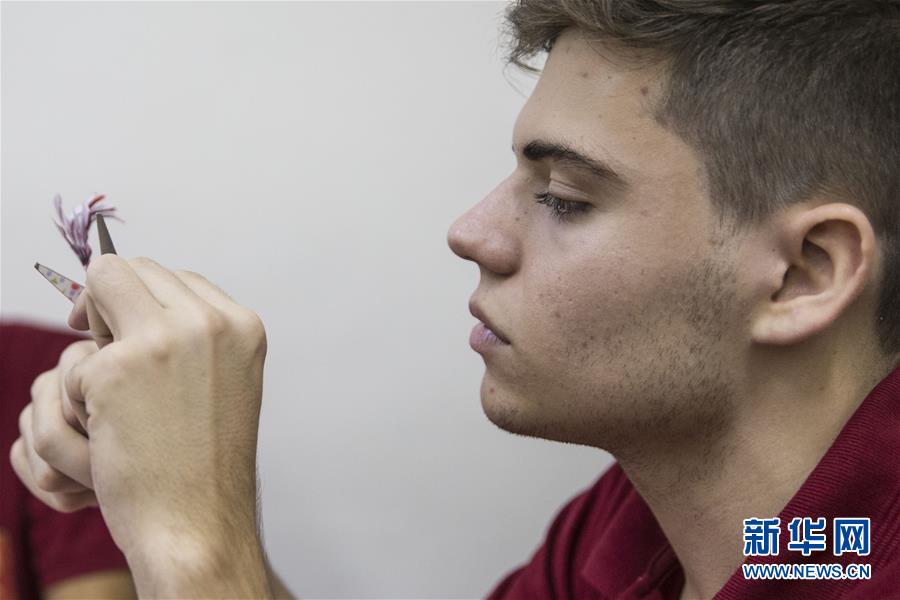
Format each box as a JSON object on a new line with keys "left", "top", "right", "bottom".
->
{"left": 128, "top": 520, "right": 271, "bottom": 598}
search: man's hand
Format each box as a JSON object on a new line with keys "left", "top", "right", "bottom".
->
{"left": 10, "top": 339, "right": 100, "bottom": 512}
{"left": 13, "top": 255, "right": 272, "bottom": 598}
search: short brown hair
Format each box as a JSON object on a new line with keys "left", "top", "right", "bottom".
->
{"left": 502, "top": 0, "right": 900, "bottom": 355}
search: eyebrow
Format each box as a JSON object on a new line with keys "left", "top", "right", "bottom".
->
{"left": 513, "top": 139, "right": 626, "bottom": 188}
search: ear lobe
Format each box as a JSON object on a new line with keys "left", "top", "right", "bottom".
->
{"left": 751, "top": 203, "right": 876, "bottom": 346}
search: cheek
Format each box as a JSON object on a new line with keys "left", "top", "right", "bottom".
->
{"left": 517, "top": 236, "right": 704, "bottom": 376}
{"left": 509, "top": 198, "right": 729, "bottom": 389}
{"left": 521, "top": 248, "right": 638, "bottom": 368}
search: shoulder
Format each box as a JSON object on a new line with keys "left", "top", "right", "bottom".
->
{"left": 554, "top": 461, "right": 634, "bottom": 535}
{"left": 576, "top": 461, "right": 633, "bottom": 515}
{"left": 486, "top": 461, "right": 636, "bottom": 599}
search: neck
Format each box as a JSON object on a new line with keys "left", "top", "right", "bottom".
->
{"left": 614, "top": 349, "right": 889, "bottom": 599}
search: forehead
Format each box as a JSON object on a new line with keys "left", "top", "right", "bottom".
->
{"left": 512, "top": 28, "right": 697, "bottom": 188}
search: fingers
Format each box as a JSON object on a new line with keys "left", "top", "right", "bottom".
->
{"left": 10, "top": 438, "right": 98, "bottom": 513}
{"left": 62, "top": 349, "right": 103, "bottom": 416}
{"left": 57, "top": 340, "right": 98, "bottom": 433}
{"left": 8, "top": 346, "right": 101, "bottom": 514}
{"left": 31, "top": 384, "right": 93, "bottom": 488}
{"left": 128, "top": 257, "right": 207, "bottom": 309}
{"left": 68, "top": 291, "right": 90, "bottom": 331}
{"left": 60, "top": 388, "right": 87, "bottom": 435}
{"left": 68, "top": 291, "right": 116, "bottom": 351}
{"left": 69, "top": 257, "right": 221, "bottom": 343}
{"left": 30, "top": 364, "right": 94, "bottom": 488}
{"left": 173, "top": 270, "right": 237, "bottom": 313}
{"left": 17, "top": 404, "right": 91, "bottom": 494}
{"left": 81, "top": 254, "right": 165, "bottom": 340}
{"left": 173, "top": 270, "right": 267, "bottom": 356}
{"left": 86, "top": 292, "right": 115, "bottom": 348}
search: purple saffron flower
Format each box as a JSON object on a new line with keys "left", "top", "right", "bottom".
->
{"left": 53, "top": 193, "right": 123, "bottom": 268}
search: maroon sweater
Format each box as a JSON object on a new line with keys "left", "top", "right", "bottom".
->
{"left": 488, "top": 366, "right": 900, "bottom": 599}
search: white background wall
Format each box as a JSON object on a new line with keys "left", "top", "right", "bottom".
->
{"left": 1, "top": 2, "right": 613, "bottom": 597}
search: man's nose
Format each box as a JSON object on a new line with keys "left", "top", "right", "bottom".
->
{"left": 447, "top": 192, "right": 520, "bottom": 277}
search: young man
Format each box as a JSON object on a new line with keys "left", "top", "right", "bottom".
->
{"left": 10, "top": 1, "right": 900, "bottom": 598}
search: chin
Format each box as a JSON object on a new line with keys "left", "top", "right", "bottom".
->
{"left": 479, "top": 374, "right": 527, "bottom": 430}
{"left": 478, "top": 374, "right": 656, "bottom": 452}
{"left": 479, "top": 376, "right": 585, "bottom": 445}
{"left": 480, "top": 389, "right": 521, "bottom": 433}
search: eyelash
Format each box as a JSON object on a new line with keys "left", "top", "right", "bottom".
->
{"left": 533, "top": 191, "right": 591, "bottom": 222}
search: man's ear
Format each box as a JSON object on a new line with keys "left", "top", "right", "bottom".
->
{"left": 751, "top": 202, "right": 877, "bottom": 346}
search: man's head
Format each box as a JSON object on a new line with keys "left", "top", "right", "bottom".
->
{"left": 447, "top": 1, "right": 899, "bottom": 456}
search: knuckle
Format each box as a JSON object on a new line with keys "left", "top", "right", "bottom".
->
{"left": 59, "top": 342, "right": 81, "bottom": 364}
{"left": 30, "top": 370, "right": 53, "bottom": 399}
{"left": 104, "top": 343, "right": 131, "bottom": 369}
{"left": 63, "top": 356, "right": 105, "bottom": 403}
{"left": 63, "top": 362, "right": 83, "bottom": 398}
{"left": 70, "top": 350, "right": 122, "bottom": 400}
{"left": 205, "top": 311, "right": 228, "bottom": 336}
{"left": 9, "top": 437, "right": 21, "bottom": 463}
{"left": 174, "top": 269, "right": 201, "bottom": 282}
{"left": 62, "top": 363, "right": 76, "bottom": 389}
{"left": 61, "top": 400, "right": 81, "bottom": 430}
{"left": 34, "top": 464, "right": 64, "bottom": 492}
{"left": 18, "top": 405, "right": 31, "bottom": 436}
{"left": 55, "top": 493, "right": 91, "bottom": 513}
{"left": 31, "top": 424, "right": 56, "bottom": 461}
{"left": 59, "top": 340, "right": 96, "bottom": 367}
{"left": 144, "top": 330, "right": 176, "bottom": 361}
{"left": 85, "top": 253, "right": 120, "bottom": 283}
{"left": 187, "top": 308, "right": 227, "bottom": 338}
{"left": 9, "top": 438, "right": 26, "bottom": 474}
{"left": 129, "top": 256, "right": 164, "bottom": 273}
{"left": 236, "top": 310, "right": 267, "bottom": 354}
{"left": 10, "top": 439, "right": 34, "bottom": 487}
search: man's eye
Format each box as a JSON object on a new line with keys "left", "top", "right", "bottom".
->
{"left": 533, "top": 191, "right": 591, "bottom": 222}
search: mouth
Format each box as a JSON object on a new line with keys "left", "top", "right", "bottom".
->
{"left": 469, "top": 301, "right": 511, "bottom": 346}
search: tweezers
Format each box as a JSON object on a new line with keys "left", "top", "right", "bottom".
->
{"left": 35, "top": 214, "right": 117, "bottom": 303}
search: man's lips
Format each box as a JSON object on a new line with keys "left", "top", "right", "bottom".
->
{"left": 469, "top": 301, "right": 511, "bottom": 344}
